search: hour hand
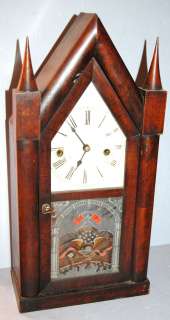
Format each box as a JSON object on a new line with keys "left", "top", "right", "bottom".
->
{"left": 75, "top": 151, "right": 86, "bottom": 170}
{"left": 65, "top": 151, "right": 87, "bottom": 180}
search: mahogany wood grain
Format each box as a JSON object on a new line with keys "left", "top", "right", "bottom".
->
{"left": 17, "top": 140, "right": 39, "bottom": 296}
{"left": 119, "top": 136, "right": 140, "bottom": 276}
{"left": 11, "top": 268, "right": 149, "bottom": 313}
{"left": 135, "top": 40, "right": 148, "bottom": 88}
{"left": 51, "top": 188, "right": 123, "bottom": 202}
{"left": 39, "top": 14, "right": 97, "bottom": 128}
{"left": 144, "top": 39, "right": 162, "bottom": 90}
{"left": 39, "top": 141, "right": 51, "bottom": 289}
{"left": 12, "top": 90, "right": 41, "bottom": 297}
{"left": 6, "top": 12, "right": 167, "bottom": 313}
{"left": 36, "top": 13, "right": 143, "bottom": 131}
{"left": 133, "top": 135, "right": 159, "bottom": 281}
{"left": 36, "top": 13, "right": 96, "bottom": 92}
{"left": 17, "top": 38, "right": 38, "bottom": 92}
{"left": 142, "top": 90, "right": 167, "bottom": 134}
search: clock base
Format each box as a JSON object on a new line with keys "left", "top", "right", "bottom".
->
{"left": 11, "top": 269, "right": 150, "bottom": 313}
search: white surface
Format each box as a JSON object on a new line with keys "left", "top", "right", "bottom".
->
{"left": 0, "top": 245, "right": 170, "bottom": 319}
{"left": 0, "top": 0, "right": 170, "bottom": 268}
{"left": 51, "top": 83, "right": 126, "bottom": 191}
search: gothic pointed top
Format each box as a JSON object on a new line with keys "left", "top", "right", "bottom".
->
{"left": 144, "top": 38, "right": 162, "bottom": 90}
{"left": 9, "top": 40, "right": 22, "bottom": 89}
{"left": 135, "top": 40, "right": 148, "bottom": 88}
{"left": 17, "top": 37, "right": 38, "bottom": 91}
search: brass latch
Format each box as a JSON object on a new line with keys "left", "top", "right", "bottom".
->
{"left": 41, "top": 203, "right": 55, "bottom": 215}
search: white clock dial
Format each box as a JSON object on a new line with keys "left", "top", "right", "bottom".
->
{"left": 51, "top": 83, "right": 126, "bottom": 192}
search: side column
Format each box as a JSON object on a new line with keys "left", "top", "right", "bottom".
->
{"left": 133, "top": 39, "right": 167, "bottom": 282}
{"left": 12, "top": 38, "right": 41, "bottom": 297}
{"left": 133, "top": 134, "right": 159, "bottom": 281}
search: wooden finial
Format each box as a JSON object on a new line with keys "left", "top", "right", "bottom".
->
{"left": 9, "top": 40, "right": 22, "bottom": 89}
{"left": 136, "top": 40, "right": 148, "bottom": 88}
{"left": 17, "top": 37, "right": 38, "bottom": 91}
{"left": 144, "top": 38, "right": 162, "bottom": 90}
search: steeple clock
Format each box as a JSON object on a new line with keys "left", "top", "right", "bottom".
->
{"left": 6, "top": 13, "right": 167, "bottom": 312}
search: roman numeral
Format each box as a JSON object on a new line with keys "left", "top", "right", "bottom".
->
{"left": 96, "top": 167, "right": 103, "bottom": 178}
{"left": 68, "top": 115, "right": 77, "bottom": 128}
{"left": 98, "top": 115, "right": 106, "bottom": 128}
{"left": 83, "top": 169, "right": 87, "bottom": 184}
{"left": 58, "top": 131, "right": 67, "bottom": 137}
{"left": 53, "top": 158, "right": 66, "bottom": 169}
{"left": 111, "top": 160, "right": 117, "bottom": 167}
{"left": 113, "top": 127, "right": 119, "bottom": 132}
{"left": 85, "top": 110, "right": 90, "bottom": 125}
{"left": 115, "top": 144, "right": 122, "bottom": 149}
{"left": 65, "top": 166, "right": 75, "bottom": 180}
{"left": 105, "top": 132, "right": 112, "bottom": 137}
{"left": 106, "top": 128, "right": 119, "bottom": 136}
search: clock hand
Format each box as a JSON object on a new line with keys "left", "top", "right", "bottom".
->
{"left": 67, "top": 122, "right": 86, "bottom": 146}
{"left": 72, "top": 149, "right": 91, "bottom": 176}
{"left": 73, "top": 151, "right": 87, "bottom": 174}
{"left": 76, "top": 150, "right": 86, "bottom": 167}
{"left": 65, "top": 150, "right": 90, "bottom": 180}
{"left": 74, "top": 129, "right": 86, "bottom": 146}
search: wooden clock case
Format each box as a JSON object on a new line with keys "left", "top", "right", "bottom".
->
{"left": 6, "top": 13, "right": 167, "bottom": 312}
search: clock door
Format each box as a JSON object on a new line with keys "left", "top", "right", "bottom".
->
{"left": 51, "top": 82, "right": 126, "bottom": 280}
{"left": 51, "top": 82, "right": 126, "bottom": 192}
{"left": 39, "top": 60, "right": 139, "bottom": 293}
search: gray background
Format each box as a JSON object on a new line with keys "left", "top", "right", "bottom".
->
{"left": 0, "top": 0, "right": 170, "bottom": 268}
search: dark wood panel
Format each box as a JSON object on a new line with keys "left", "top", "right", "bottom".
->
{"left": 38, "top": 13, "right": 143, "bottom": 131}
{"left": 17, "top": 140, "right": 39, "bottom": 297}
{"left": 133, "top": 135, "right": 159, "bottom": 281}
{"left": 119, "top": 136, "right": 140, "bottom": 276}
{"left": 39, "top": 141, "right": 51, "bottom": 289}
{"left": 40, "top": 272, "right": 127, "bottom": 296}
{"left": 142, "top": 90, "right": 167, "bottom": 134}
{"left": 39, "top": 14, "right": 97, "bottom": 128}
{"left": 11, "top": 89, "right": 41, "bottom": 297}
{"left": 51, "top": 188, "right": 123, "bottom": 201}
{"left": 36, "top": 13, "right": 96, "bottom": 92}
{"left": 11, "top": 269, "right": 149, "bottom": 313}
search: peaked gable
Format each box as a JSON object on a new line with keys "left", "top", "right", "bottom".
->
{"left": 42, "top": 59, "right": 138, "bottom": 141}
{"left": 36, "top": 13, "right": 142, "bottom": 130}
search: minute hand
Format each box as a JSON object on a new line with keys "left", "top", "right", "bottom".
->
{"left": 68, "top": 125, "right": 86, "bottom": 146}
